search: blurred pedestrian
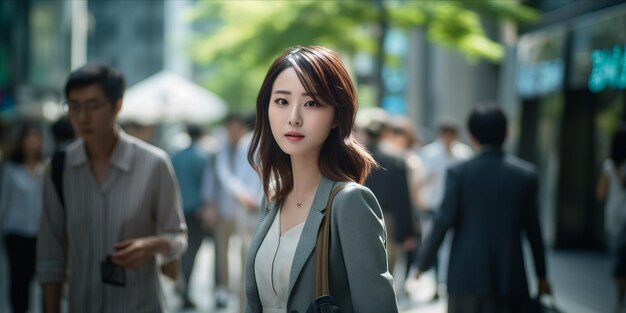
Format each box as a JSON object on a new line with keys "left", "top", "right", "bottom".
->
{"left": 37, "top": 64, "right": 187, "bottom": 313}
{"left": 418, "top": 118, "right": 473, "bottom": 299}
{"left": 385, "top": 116, "right": 426, "bottom": 295}
{"left": 198, "top": 112, "right": 263, "bottom": 312}
{"left": 245, "top": 45, "right": 398, "bottom": 313}
{"left": 362, "top": 111, "right": 418, "bottom": 297}
{"left": 0, "top": 123, "right": 45, "bottom": 313}
{"left": 212, "top": 112, "right": 253, "bottom": 309}
{"left": 230, "top": 114, "right": 263, "bottom": 312}
{"left": 596, "top": 123, "right": 626, "bottom": 310}
{"left": 416, "top": 105, "right": 551, "bottom": 313}
{"left": 171, "top": 124, "right": 212, "bottom": 309}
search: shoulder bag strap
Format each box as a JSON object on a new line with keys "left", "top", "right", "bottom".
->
{"left": 50, "top": 150, "right": 69, "bottom": 265}
{"left": 51, "top": 150, "right": 66, "bottom": 208}
{"left": 315, "top": 182, "right": 352, "bottom": 297}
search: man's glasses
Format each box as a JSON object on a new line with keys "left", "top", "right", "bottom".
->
{"left": 61, "top": 100, "right": 107, "bottom": 115}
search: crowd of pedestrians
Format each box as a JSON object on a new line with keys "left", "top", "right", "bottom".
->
{"left": 0, "top": 46, "right": 623, "bottom": 313}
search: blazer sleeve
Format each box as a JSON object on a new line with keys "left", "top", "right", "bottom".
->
{"left": 417, "top": 166, "right": 460, "bottom": 271}
{"left": 523, "top": 171, "right": 547, "bottom": 279}
{"left": 333, "top": 184, "right": 399, "bottom": 313}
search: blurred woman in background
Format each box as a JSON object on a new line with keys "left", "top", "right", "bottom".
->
{"left": 597, "top": 123, "right": 626, "bottom": 310}
{"left": 0, "top": 123, "right": 45, "bottom": 313}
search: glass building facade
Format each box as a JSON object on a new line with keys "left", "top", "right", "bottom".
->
{"left": 515, "top": 0, "right": 626, "bottom": 249}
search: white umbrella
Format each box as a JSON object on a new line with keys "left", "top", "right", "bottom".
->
{"left": 119, "top": 71, "right": 227, "bottom": 125}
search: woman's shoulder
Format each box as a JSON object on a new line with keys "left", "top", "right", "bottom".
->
{"left": 331, "top": 181, "right": 380, "bottom": 211}
{"left": 333, "top": 181, "right": 373, "bottom": 196}
{"left": 328, "top": 181, "right": 385, "bottom": 231}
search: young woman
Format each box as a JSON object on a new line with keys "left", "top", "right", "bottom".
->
{"left": 0, "top": 123, "right": 45, "bottom": 313}
{"left": 597, "top": 123, "right": 626, "bottom": 309}
{"left": 244, "top": 45, "right": 398, "bottom": 313}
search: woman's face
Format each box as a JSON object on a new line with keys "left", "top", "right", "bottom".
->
{"left": 268, "top": 67, "right": 335, "bottom": 158}
{"left": 22, "top": 129, "right": 42, "bottom": 156}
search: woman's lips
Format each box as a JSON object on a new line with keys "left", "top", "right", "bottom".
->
{"left": 285, "top": 131, "right": 304, "bottom": 142}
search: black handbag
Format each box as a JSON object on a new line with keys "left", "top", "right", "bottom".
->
{"left": 306, "top": 184, "right": 350, "bottom": 313}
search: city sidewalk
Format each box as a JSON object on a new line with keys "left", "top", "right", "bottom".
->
{"left": 0, "top": 239, "right": 616, "bottom": 313}
{"left": 166, "top": 241, "right": 616, "bottom": 313}
{"left": 400, "top": 248, "right": 615, "bottom": 313}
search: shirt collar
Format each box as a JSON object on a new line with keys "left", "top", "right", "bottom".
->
{"left": 478, "top": 145, "right": 503, "bottom": 156}
{"left": 67, "top": 127, "right": 134, "bottom": 172}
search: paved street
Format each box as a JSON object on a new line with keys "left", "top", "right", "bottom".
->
{"left": 164, "top": 240, "right": 616, "bottom": 313}
{"left": 400, "top": 249, "right": 615, "bottom": 313}
{"left": 0, "top": 238, "right": 617, "bottom": 313}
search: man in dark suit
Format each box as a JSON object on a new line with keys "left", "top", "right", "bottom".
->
{"left": 416, "top": 106, "right": 551, "bottom": 313}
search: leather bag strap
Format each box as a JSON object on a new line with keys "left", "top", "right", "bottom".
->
{"left": 315, "top": 183, "right": 351, "bottom": 297}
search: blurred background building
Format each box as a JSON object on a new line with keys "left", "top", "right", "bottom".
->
{"left": 87, "top": 0, "right": 165, "bottom": 86}
{"left": 0, "top": 0, "right": 171, "bottom": 120}
{"left": 512, "top": 0, "right": 626, "bottom": 250}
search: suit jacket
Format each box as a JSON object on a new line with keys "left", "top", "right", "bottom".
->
{"left": 417, "top": 148, "right": 547, "bottom": 297}
{"left": 245, "top": 176, "right": 398, "bottom": 313}
{"left": 365, "top": 143, "right": 416, "bottom": 243}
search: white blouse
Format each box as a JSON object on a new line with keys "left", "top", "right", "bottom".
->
{"left": 0, "top": 162, "right": 44, "bottom": 237}
{"left": 254, "top": 209, "right": 305, "bottom": 313}
{"left": 603, "top": 159, "right": 626, "bottom": 236}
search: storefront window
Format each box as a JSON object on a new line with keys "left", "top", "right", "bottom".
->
{"left": 517, "top": 27, "right": 567, "bottom": 96}
{"left": 570, "top": 7, "right": 626, "bottom": 179}
{"left": 516, "top": 26, "right": 567, "bottom": 245}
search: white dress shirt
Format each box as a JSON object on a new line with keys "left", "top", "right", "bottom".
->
{"left": 1, "top": 162, "right": 44, "bottom": 237}
{"left": 419, "top": 140, "right": 473, "bottom": 210}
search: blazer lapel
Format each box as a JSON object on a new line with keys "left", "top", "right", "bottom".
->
{"left": 246, "top": 200, "right": 279, "bottom": 311}
{"left": 247, "top": 202, "right": 278, "bottom": 267}
{"left": 288, "top": 177, "right": 336, "bottom": 295}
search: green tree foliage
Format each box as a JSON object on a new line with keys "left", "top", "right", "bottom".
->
{"left": 189, "top": 0, "right": 538, "bottom": 111}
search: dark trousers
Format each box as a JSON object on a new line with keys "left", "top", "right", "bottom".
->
{"left": 422, "top": 210, "right": 440, "bottom": 291}
{"left": 4, "top": 234, "right": 37, "bottom": 313}
{"left": 448, "top": 295, "right": 528, "bottom": 313}
{"left": 404, "top": 239, "right": 418, "bottom": 281}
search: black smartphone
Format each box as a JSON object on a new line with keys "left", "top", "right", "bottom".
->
{"left": 101, "top": 255, "right": 126, "bottom": 287}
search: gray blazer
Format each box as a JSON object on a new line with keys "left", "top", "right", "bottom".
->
{"left": 245, "top": 177, "right": 398, "bottom": 313}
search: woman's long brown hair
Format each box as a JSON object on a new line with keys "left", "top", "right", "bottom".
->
{"left": 248, "top": 45, "right": 376, "bottom": 203}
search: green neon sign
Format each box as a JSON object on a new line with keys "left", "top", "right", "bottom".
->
{"left": 588, "top": 45, "right": 626, "bottom": 93}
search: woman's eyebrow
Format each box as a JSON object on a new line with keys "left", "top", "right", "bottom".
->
{"left": 273, "top": 90, "right": 314, "bottom": 97}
